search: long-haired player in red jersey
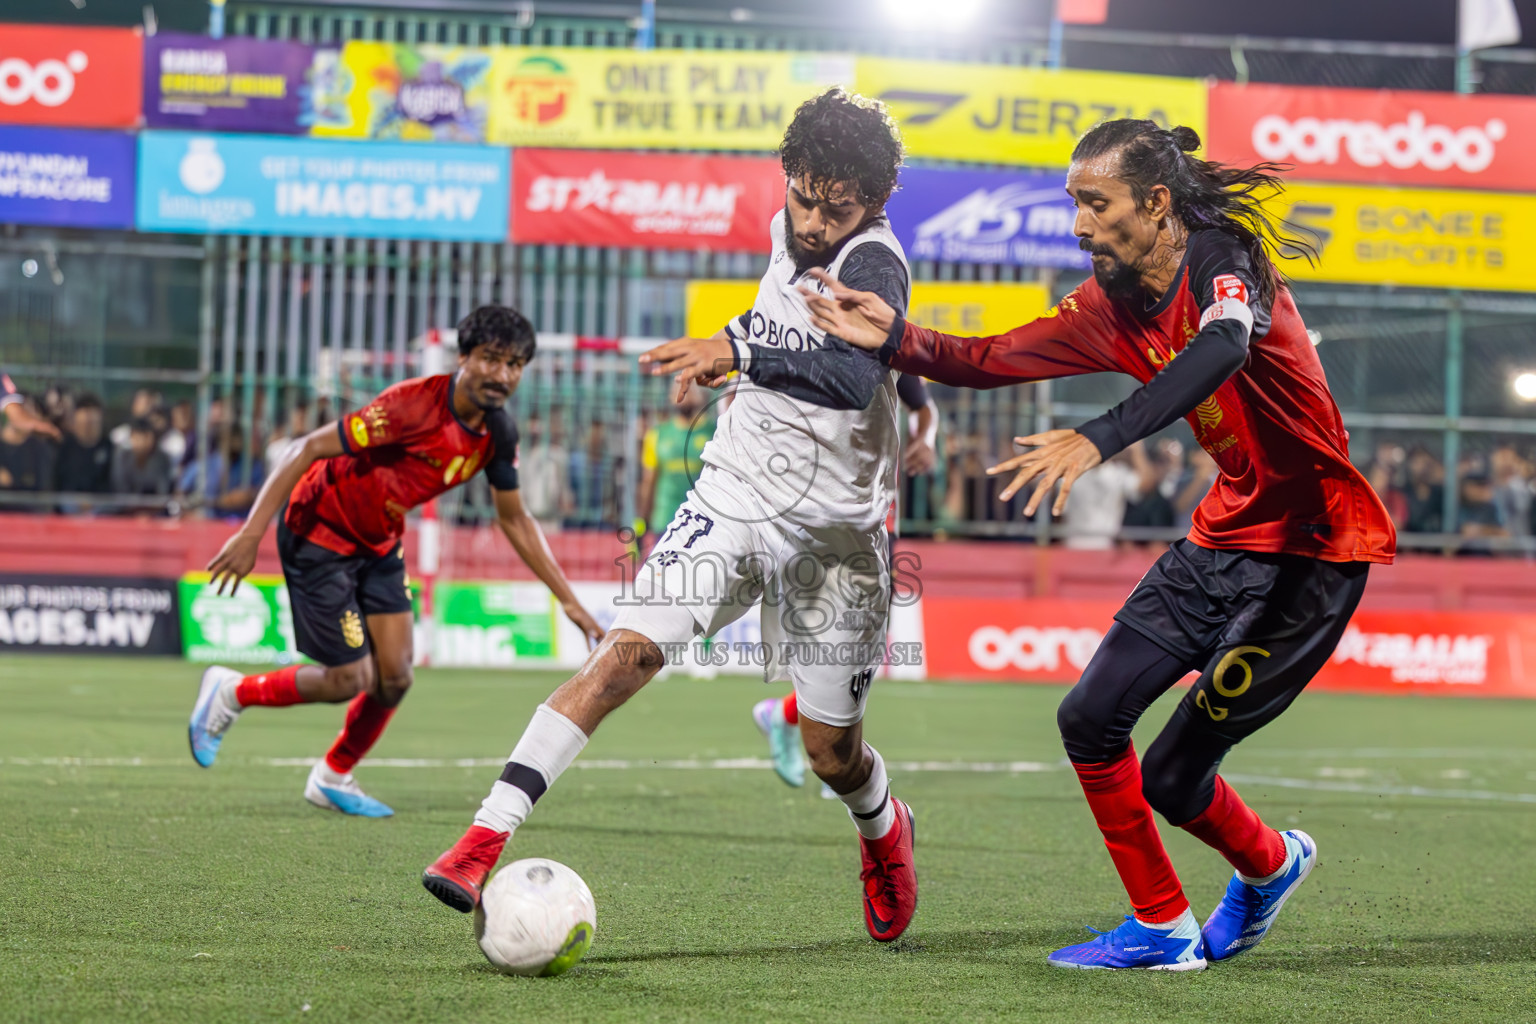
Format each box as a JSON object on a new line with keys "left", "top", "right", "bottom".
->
{"left": 187, "top": 305, "right": 604, "bottom": 817}
{"left": 801, "top": 119, "right": 1395, "bottom": 971}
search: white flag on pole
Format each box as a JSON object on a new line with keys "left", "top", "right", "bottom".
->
{"left": 1459, "top": 0, "right": 1522, "bottom": 51}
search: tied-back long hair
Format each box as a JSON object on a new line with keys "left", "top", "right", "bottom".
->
{"left": 1072, "top": 119, "right": 1316, "bottom": 311}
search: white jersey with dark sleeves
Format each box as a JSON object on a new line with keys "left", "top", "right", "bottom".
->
{"left": 706, "top": 211, "right": 911, "bottom": 532}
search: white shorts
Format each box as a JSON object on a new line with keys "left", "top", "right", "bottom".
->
{"left": 611, "top": 466, "right": 889, "bottom": 727}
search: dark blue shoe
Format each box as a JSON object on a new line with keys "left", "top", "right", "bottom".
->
{"left": 1202, "top": 829, "right": 1316, "bottom": 962}
{"left": 1048, "top": 914, "right": 1207, "bottom": 971}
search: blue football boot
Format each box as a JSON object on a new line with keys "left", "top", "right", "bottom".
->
{"left": 752, "top": 697, "right": 805, "bottom": 788}
{"left": 1049, "top": 914, "right": 1207, "bottom": 971}
{"left": 1203, "top": 829, "right": 1317, "bottom": 962}
{"left": 188, "top": 665, "right": 243, "bottom": 768}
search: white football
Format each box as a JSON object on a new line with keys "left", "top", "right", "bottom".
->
{"left": 473, "top": 858, "right": 596, "bottom": 977}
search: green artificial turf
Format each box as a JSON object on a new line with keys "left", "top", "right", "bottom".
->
{"left": 3, "top": 655, "right": 1534, "bottom": 1023}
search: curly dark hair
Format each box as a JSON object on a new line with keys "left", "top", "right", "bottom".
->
{"left": 1073, "top": 119, "right": 1317, "bottom": 311}
{"left": 779, "top": 87, "right": 904, "bottom": 210}
{"left": 456, "top": 304, "right": 536, "bottom": 363}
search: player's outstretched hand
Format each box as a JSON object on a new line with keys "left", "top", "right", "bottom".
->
{"left": 799, "top": 269, "right": 895, "bottom": 350}
{"left": 987, "top": 429, "right": 1103, "bottom": 518}
{"left": 207, "top": 530, "right": 261, "bottom": 596}
{"left": 563, "top": 601, "right": 605, "bottom": 651}
{"left": 638, "top": 338, "right": 733, "bottom": 404}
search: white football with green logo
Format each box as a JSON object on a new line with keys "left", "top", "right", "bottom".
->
{"left": 473, "top": 858, "right": 595, "bottom": 977}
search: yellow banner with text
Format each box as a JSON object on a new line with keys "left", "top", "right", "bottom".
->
{"left": 1273, "top": 181, "right": 1536, "bottom": 292}
{"left": 686, "top": 280, "right": 1050, "bottom": 341}
{"left": 855, "top": 59, "right": 1207, "bottom": 167}
{"left": 487, "top": 48, "right": 854, "bottom": 149}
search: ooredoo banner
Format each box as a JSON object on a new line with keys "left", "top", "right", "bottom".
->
{"left": 0, "top": 24, "right": 142, "bottom": 128}
{"left": 1208, "top": 82, "right": 1536, "bottom": 193}
{"left": 144, "top": 33, "right": 315, "bottom": 133}
{"left": 0, "top": 126, "right": 136, "bottom": 228}
{"left": 884, "top": 167, "right": 1088, "bottom": 270}
{"left": 920, "top": 596, "right": 1536, "bottom": 699}
{"left": 511, "top": 149, "right": 784, "bottom": 251}
{"left": 135, "top": 130, "right": 510, "bottom": 240}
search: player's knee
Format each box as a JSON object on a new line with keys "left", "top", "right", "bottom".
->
{"left": 375, "top": 666, "right": 414, "bottom": 707}
{"left": 1139, "top": 747, "right": 1208, "bottom": 825}
{"left": 323, "top": 658, "right": 373, "bottom": 700}
{"left": 803, "top": 729, "right": 860, "bottom": 784}
{"left": 1057, "top": 685, "right": 1117, "bottom": 762}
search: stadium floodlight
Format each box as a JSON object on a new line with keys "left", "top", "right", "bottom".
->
{"left": 885, "top": 0, "right": 986, "bottom": 30}
{"left": 1513, "top": 371, "right": 1536, "bottom": 402}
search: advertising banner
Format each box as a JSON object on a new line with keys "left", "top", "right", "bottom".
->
{"left": 686, "top": 279, "right": 1050, "bottom": 339}
{"left": 143, "top": 32, "right": 314, "bottom": 134}
{"left": 920, "top": 596, "right": 1536, "bottom": 698}
{"left": 136, "top": 131, "right": 510, "bottom": 240}
{"left": 488, "top": 48, "right": 853, "bottom": 150}
{"left": 314, "top": 41, "right": 492, "bottom": 142}
{"left": 0, "top": 574, "right": 180, "bottom": 655}
{"left": 430, "top": 580, "right": 554, "bottom": 667}
{"left": 856, "top": 59, "right": 1206, "bottom": 167}
{"left": 0, "top": 25, "right": 142, "bottom": 129}
{"left": 511, "top": 149, "right": 784, "bottom": 251}
{"left": 1208, "top": 82, "right": 1536, "bottom": 193}
{"left": 179, "top": 573, "right": 298, "bottom": 664}
{"left": 1272, "top": 180, "right": 1536, "bottom": 293}
{"left": 0, "top": 126, "right": 135, "bottom": 228}
{"left": 885, "top": 167, "right": 1086, "bottom": 270}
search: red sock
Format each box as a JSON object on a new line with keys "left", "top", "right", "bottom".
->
{"left": 234, "top": 666, "right": 305, "bottom": 707}
{"left": 1072, "top": 745, "right": 1189, "bottom": 923}
{"left": 1179, "top": 775, "right": 1287, "bottom": 879}
{"left": 780, "top": 692, "right": 798, "bottom": 726}
{"left": 324, "top": 693, "right": 397, "bottom": 774}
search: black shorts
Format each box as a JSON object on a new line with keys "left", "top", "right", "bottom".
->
{"left": 277, "top": 516, "right": 413, "bottom": 667}
{"left": 1115, "top": 538, "right": 1369, "bottom": 743}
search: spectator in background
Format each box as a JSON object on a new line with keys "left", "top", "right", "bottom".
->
{"left": 54, "top": 394, "right": 113, "bottom": 504}
{"left": 1365, "top": 442, "right": 1409, "bottom": 528}
{"left": 180, "top": 424, "right": 264, "bottom": 516}
{"left": 518, "top": 413, "right": 569, "bottom": 526}
{"left": 1121, "top": 437, "right": 1180, "bottom": 532}
{"left": 1457, "top": 470, "right": 1508, "bottom": 555}
{"left": 1491, "top": 443, "right": 1533, "bottom": 539}
{"left": 264, "top": 402, "right": 310, "bottom": 470}
{"left": 0, "top": 397, "right": 59, "bottom": 509}
{"left": 567, "top": 420, "right": 619, "bottom": 528}
{"left": 42, "top": 385, "right": 73, "bottom": 436}
{"left": 162, "top": 399, "right": 194, "bottom": 467}
{"left": 1404, "top": 446, "right": 1445, "bottom": 534}
{"left": 1059, "top": 441, "right": 1158, "bottom": 550}
{"left": 111, "top": 418, "right": 172, "bottom": 503}
{"left": 110, "top": 388, "right": 162, "bottom": 451}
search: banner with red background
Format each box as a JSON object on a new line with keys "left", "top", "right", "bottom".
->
{"left": 1207, "top": 81, "right": 1536, "bottom": 193}
{"left": 511, "top": 149, "right": 784, "bottom": 251}
{"left": 920, "top": 596, "right": 1536, "bottom": 699}
{"left": 0, "top": 25, "right": 142, "bottom": 128}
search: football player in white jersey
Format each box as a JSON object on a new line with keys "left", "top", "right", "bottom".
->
{"left": 424, "top": 87, "right": 920, "bottom": 943}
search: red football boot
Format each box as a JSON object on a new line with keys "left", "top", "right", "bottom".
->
{"left": 859, "top": 798, "right": 917, "bottom": 942}
{"left": 422, "top": 825, "right": 508, "bottom": 912}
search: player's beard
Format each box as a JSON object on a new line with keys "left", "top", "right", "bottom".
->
{"left": 1082, "top": 239, "right": 1145, "bottom": 306}
{"left": 783, "top": 208, "right": 841, "bottom": 273}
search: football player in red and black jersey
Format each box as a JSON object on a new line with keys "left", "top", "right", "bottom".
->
{"left": 188, "top": 305, "right": 604, "bottom": 816}
{"left": 801, "top": 119, "right": 1396, "bottom": 971}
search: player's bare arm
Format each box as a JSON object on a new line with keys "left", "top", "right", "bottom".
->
{"left": 492, "top": 487, "right": 604, "bottom": 649}
{"left": 207, "top": 422, "right": 345, "bottom": 595}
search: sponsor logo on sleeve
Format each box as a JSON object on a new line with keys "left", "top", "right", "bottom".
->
{"left": 349, "top": 416, "right": 369, "bottom": 449}
{"left": 1211, "top": 273, "right": 1248, "bottom": 302}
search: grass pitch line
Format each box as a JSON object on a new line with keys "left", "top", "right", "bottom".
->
{"left": 1223, "top": 772, "right": 1536, "bottom": 805}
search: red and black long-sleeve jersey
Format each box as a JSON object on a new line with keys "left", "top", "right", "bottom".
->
{"left": 880, "top": 229, "right": 1395, "bottom": 565}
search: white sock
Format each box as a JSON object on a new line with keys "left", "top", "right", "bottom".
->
{"left": 311, "top": 760, "right": 348, "bottom": 785}
{"left": 1136, "top": 907, "right": 1199, "bottom": 938}
{"left": 219, "top": 677, "right": 243, "bottom": 712}
{"left": 1237, "top": 833, "right": 1296, "bottom": 886}
{"left": 473, "top": 704, "right": 589, "bottom": 835}
{"left": 839, "top": 745, "right": 896, "bottom": 840}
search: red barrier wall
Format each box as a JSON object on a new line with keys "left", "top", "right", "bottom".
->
{"left": 0, "top": 513, "right": 1529, "bottom": 613}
